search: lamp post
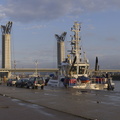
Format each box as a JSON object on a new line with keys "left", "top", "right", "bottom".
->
{"left": 14, "top": 60, "right": 16, "bottom": 77}
{"left": 35, "top": 60, "right": 38, "bottom": 77}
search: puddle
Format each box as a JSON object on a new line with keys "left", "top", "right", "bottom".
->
{"left": 71, "top": 90, "right": 92, "bottom": 96}
{"left": 44, "top": 93, "right": 58, "bottom": 96}
{"left": 0, "top": 106, "right": 9, "bottom": 108}
{"left": 11, "top": 99, "right": 21, "bottom": 102}
{"left": 11, "top": 98, "right": 55, "bottom": 117}
{"left": 90, "top": 98, "right": 120, "bottom": 107}
{"left": 105, "top": 95, "right": 120, "bottom": 102}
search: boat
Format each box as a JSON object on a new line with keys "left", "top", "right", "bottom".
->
{"left": 48, "top": 22, "right": 115, "bottom": 90}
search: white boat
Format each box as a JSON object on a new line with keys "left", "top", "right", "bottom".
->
{"left": 48, "top": 22, "right": 115, "bottom": 90}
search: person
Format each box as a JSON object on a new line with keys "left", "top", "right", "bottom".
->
{"left": 106, "top": 73, "right": 114, "bottom": 90}
{"left": 61, "top": 78, "right": 64, "bottom": 82}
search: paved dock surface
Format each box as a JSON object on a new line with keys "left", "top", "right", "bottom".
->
{"left": 0, "top": 85, "right": 120, "bottom": 120}
{"left": 0, "top": 95, "right": 85, "bottom": 120}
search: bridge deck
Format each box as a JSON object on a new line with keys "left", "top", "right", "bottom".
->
{"left": 0, "top": 68, "right": 59, "bottom": 72}
{"left": 0, "top": 68, "right": 120, "bottom": 73}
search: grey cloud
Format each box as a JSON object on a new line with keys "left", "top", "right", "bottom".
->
{"left": 23, "top": 25, "right": 46, "bottom": 30}
{"left": 4, "top": 0, "right": 72, "bottom": 22}
{"left": 0, "top": 13, "right": 6, "bottom": 20}
{"left": 106, "top": 37, "right": 117, "bottom": 41}
{"left": 0, "top": 5, "right": 7, "bottom": 20}
{"left": 1, "top": 0, "right": 120, "bottom": 23}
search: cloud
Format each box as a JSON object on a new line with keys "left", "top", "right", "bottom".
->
{"left": 0, "top": 5, "right": 7, "bottom": 20}
{"left": 3, "top": 0, "right": 72, "bottom": 22}
{"left": 23, "top": 25, "right": 46, "bottom": 30}
{"left": 106, "top": 37, "right": 117, "bottom": 41}
{"left": 87, "top": 24, "right": 95, "bottom": 30}
{"left": 0, "top": 0, "right": 120, "bottom": 23}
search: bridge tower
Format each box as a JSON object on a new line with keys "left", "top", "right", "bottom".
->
{"left": 1, "top": 21, "right": 12, "bottom": 69}
{"left": 55, "top": 32, "right": 67, "bottom": 68}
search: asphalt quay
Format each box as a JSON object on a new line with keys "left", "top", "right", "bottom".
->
{"left": 0, "top": 85, "right": 120, "bottom": 120}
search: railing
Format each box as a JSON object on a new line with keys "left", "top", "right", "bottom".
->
{"left": 90, "top": 77, "right": 112, "bottom": 84}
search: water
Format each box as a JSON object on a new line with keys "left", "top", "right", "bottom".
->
{"left": 114, "top": 80, "right": 120, "bottom": 92}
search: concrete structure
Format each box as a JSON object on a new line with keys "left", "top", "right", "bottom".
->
{"left": 0, "top": 68, "right": 59, "bottom": 79}
{"left": 0, "top": 68, "right": 59, "bottom": 73}
{"left": 0, "top": 21, "right": 12, "bottom": 78}
{"left": 1, "top": 21, "right": 12, "bottom": 69}
{"left": 55, "top": 32, "right": 67, "bottom": 68}
{"left": 2, "top": 34, "right": 11, "bottom": 68}
{"left": 57, "top": 40, "right": 65, "bottom": 67}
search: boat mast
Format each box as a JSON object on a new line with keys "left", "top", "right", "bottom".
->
{"left": 70, "top": 22, "right": 81, "bottom": 77}
{"left": 71, "top": 22, "right": 81, "bottom": 64}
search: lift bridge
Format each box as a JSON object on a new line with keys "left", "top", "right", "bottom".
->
{"left": 0, "top": 68, "right": 59, "bottom": 78}
{"left": 0, "top": 68, "right": 120, "bottom": 78}
{"left": 1, "top": 22, "right": 120, "bottom": 78}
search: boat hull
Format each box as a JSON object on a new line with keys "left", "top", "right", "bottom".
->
{"left": 73, "top": 83, "right": 108, "bottom": 90}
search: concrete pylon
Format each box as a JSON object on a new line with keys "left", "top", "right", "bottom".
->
{"left": 1, "top": 21, "right": 12, "bottom": 69}
{"left": 57, "top": 40, "right": 65, "bottom": 67}
{"left": 2, "top": 34, "right": 11, "bottom": 68}
{"left": 55, "top": 32, "right": 67, "bottom": 68}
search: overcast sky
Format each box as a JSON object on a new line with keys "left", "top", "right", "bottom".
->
{"left": 0, "top": 0, "right": 120, "bottom": 69}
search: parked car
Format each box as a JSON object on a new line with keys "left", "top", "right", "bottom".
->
{"left": 26, "top": 77, "right": 45, "bottom": 89}
{"left": 7, "top": 79, "right": 17, "bottom": 86}
{"left": 16, "top": 78, "right": 29, "bottom": 88}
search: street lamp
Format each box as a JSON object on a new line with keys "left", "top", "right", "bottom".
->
{"left": 35, "top": 60, "right": 38, "bottom": 77}
{"left": 14, "top": 60, "right": 16, "bottom": 77}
